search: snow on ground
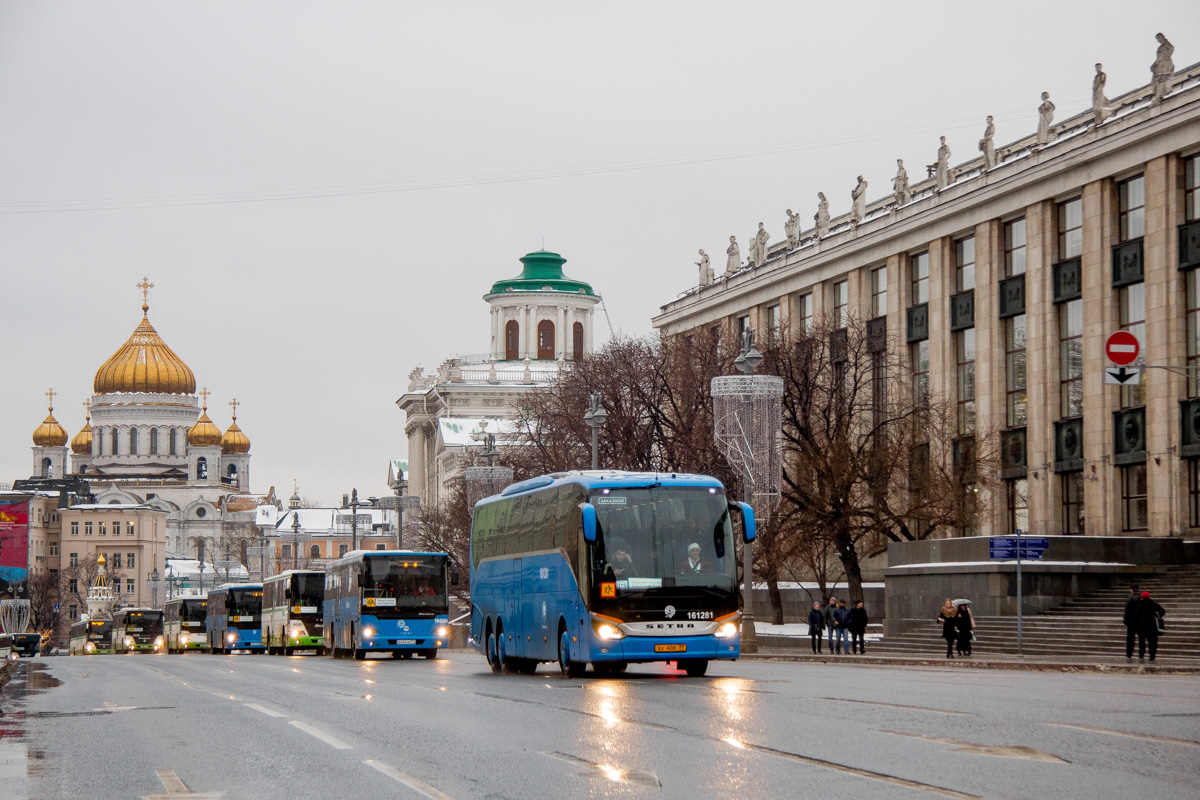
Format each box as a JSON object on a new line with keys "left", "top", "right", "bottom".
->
{"left": 755, "top": 621, "right": 884, "bottom": 640}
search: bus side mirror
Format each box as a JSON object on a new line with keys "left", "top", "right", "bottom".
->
{"left": 737, "top": 501, "right": 756, "bottom": 542}
{"left": 451, "top": 570, "right": 460, "bottom": 587}
{"left": 580, "top": 503, "right": 597, "bottom": 543}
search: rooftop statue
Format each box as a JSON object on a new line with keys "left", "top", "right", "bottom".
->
{"left": 784, "top": 209, "right": 800, "bottom": 250}
{"left": 1093, "top": 63, "right": 1113, "bottom": 125}
{"left": 1037, "top": 92, "right": 1056, "bottom": 145}
{"left": 814, "top": 192, "right": 830, "bottom": 239}
{"left": 724, "top": 235, "right": 740, "bottom": 277}
{"left": 1151, "top": 33, "right": 1174, "bottom": 104}
{"left": 749, "top": 222, "right": 769, "bottom": 266}
{"left": 850, "top": 177, "right": 867, "bottom": 226}
{"left": 696, "top": 249, "right": 713, "bottom": 286}
{"left": 935, "top": 137, "right": 951, "bottom": 191}
{"left": 979, "top": 116, "right": 996, "bottom": 170}
{"left": 892, "top": 159, "right": 911, "bottom": 206}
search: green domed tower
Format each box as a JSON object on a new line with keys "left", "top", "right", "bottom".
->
{"left": 484, "top": 250, "right": 600, "bottom": 362}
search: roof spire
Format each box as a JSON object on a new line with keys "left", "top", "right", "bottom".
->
{"left": 82, "top": 399, "right": 90, "bottom": 422}
{"left": 229, "top": 397, "right": 239, "bottom": 420}
{"left": 137, "top": 276, "right": 154, "bottom": 314}
{"left": 45, "top": 386, "right": 56, "bottom": 412}
{"left": 199, "top": 386, "right": 210, "bottom": 411}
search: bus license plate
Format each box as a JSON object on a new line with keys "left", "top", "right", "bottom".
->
{"left": 655, "top": 644, "right": 686, "bottom": 653}
{"left": 130, "top": 628, "right": 143, "bottom": 632}
{"left": 397, "top": 639, "right": 416, "bottom": 645}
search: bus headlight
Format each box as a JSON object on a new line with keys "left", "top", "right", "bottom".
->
{"left": 154, "top": 636, "right": 164, "bottom": 649}
{"left": 124, "top": 636, "right": 135, "bottom": 647}
{"left": 436, "top": 627, "right": 449, "bottom": 638}
{"left": 85, "top": 641, "right": 95, "bottom": 652}
{"left": 362, "top": 627, "right": 375, "bottom": 638}
{"left": 715, "top": 622, "right": 739, "bottom": 638}
{"left": 596, "top": 624, "right": 623, "bottom": 641}
{"left": 179, "top": 633, "right": 189, "bottom": 645}
{"left": 227, "top": 633, "right": 236, "bottom": 643}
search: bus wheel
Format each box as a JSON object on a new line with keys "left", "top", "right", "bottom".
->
{"left": 486, "top": 629, "right": 501, "bottom": 674}
{"left": 496, "top": 629, "right": 513, "bottom": 673}
{"left": 559, "top": 629, "right": 584, "bottom": 678}
{"left": 595, "top": 661, "right": 627, "bottom": 675}
{"left": 353, "top": 648, "right": 366, "bottom": 660}
{"left": 283, "top": 646, "right": 293, "bottom": 656}
{"left": 424, "top": 649, "right": 438, "bottom": 660}
{"left": 681, "top": 659, "right": 709, "bottom": 677}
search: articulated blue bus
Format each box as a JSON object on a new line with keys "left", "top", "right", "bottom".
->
{"left": 470, "top": 471, "right": 756, "bottom": 678}
{"left": 324, "top": 550, "right": 451, "bottom": 660}
{"left": 206, "top": 584, "right": 265, "bottom": 653}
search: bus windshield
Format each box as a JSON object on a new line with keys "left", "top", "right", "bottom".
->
{"left": 361, "top": 556, "right": 446, "bottom": 609}
{"left": 291, "top": 574, "right": 324, "bottom": 609}
{"left": 228, "top": 590, "right": 262, "bottom": 617}
{"left": 590, "top": 486, "right": 736, "bottom": 592}
{"left": 180, "top": 600, "right": 207, "bottom": 623}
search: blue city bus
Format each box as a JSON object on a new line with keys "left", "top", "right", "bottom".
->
{"left": 324, "top": 550, "right": 451, "bottom": 660}
{"left": 206, "top": 584, "right": 265, "bottom": 654}
{"left": 470, "top": 471, "right": 756, "bottom": 677}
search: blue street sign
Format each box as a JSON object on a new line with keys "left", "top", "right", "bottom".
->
{"left": 53, "top": 603, "right": 60, "bottom": 613}
{"left": 989, "top": 537, "right": 1049, "bottom": 559}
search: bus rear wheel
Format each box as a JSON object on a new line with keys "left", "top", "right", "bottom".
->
{"left": 594, "top": 661, "right": 627, "bottom": 675}
{"left": 353, "top": 648, "right": 366, "bottom": 660}
{"left": 486, "top": 629, "right": 501, "bottom": 674}
{"left": 559, "top": 629, "right": 584, "bottom": 678}
{"left": 424, "top": 649, "right": 438, "bottom": 659}
{"left": 680, "top": 659, "right": 709, "bottom": 677}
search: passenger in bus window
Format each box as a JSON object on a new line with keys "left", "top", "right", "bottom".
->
{"left": 609, "top": 539, "right": 639, "bottom": 578}
{"left": 680, "top": 543, "right": 710, "bottom": 574}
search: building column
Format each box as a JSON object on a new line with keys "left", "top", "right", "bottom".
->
{"left": 1080, "top": 178, "right": 1116, "bottom": 535}
{"left": 927, "top": 237, "right": 952, "bottom": 415}
{"left": 490, "top": 307, "right": 499, "bottom": 360}
{"left": 523, "top": 305, "right": 533, "bottom": 359}
{"left": 1144, "top": 155, "right": 1178, "bottom": 536}
{"left": 557, "top": 306, "right": 566, "bottom": 360}
{"left": 409, "top": 424, "right": 427, "bottom": 505}
{"left": 973, "top": 220, "right": 1001, "bottom": 537}
{"left": 585, "top": 307, "right": 594, "bottom": 354}
{"left": 1024, "top": 201, "right": 1054, "bottom": 534}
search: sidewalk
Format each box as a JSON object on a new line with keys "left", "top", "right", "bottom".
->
{"left": 741, "top": 647, "right": 1200, "bottom": 674}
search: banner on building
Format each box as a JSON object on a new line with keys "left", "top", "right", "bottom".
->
{"left": 0, "top": 499, "right": 30, "bottom": 600}
{"left": 255, "top": 505, "right": 278, "bottom": 527}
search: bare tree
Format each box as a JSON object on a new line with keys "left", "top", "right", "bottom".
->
{"left": 27, "top": 570, "right": 60, "bottom": 639}
{"left": 763, "top": 316, "right": 996, "bottom": 606}
{"left": 407, "top": 477, "right": 472, "bottom": 604}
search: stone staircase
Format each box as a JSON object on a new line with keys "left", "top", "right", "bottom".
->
{"left": 873, "top": 565, "right": 1200, "bottom": 661}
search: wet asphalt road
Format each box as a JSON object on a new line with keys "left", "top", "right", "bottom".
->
{"left": 2, "top": 651, "right": 1198, "bottom": 800}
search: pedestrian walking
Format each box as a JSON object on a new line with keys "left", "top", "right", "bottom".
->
{"left": 849, "top": 600, "right": 869, "bottom": 654}
{"left": 1134, "top": 590, "right": 1166, "bottom": 662}
{"left": 824, "top": 597, "right": 838, "bottom": 653}
{"left": 937, "top": 599, "right": 959, "bottom": 659}
{"left": 833, "top": 600, "right": 852, "bottom": 654}
{"left": 807, "top": 602, "right": 825, "bottom": 653}
{"left": 955, "top": 603, "right": 974, "bottom": 656}
{"left": 1123, "top": 584, "right": 1141, "bottom": 660}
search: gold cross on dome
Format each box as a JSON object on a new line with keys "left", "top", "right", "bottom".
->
{"left": 45, "top": 387, "right": 56, "bottom": 410}
{"left": 137, "top": 277, "right": 154, "bottom": 310}
{"left": 82, "top": 399, "right": 90, "bottom": 420}
{"left": 229, "top": 397, "right": 239, "bottom": 420}
{"left": 199, "top": 387, "right": 210, "bottom": 410}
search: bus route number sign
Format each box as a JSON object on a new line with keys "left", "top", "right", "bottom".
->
{"left": 601, "top": 582, "right": 616, "bottom": 598}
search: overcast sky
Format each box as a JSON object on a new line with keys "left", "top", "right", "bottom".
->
{"left": 2, "top": 1, "right": 1196, "bottom": 505}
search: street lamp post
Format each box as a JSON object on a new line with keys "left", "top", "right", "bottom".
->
{"left": 147, "top": 567, "right": 161, "bottom": 609}
{"left": 583, "top": 391, "right": 608, "bottom": 470}
{"left": 349, "top": 488, "right": 360, "bottom": 552}
{"left": 291, "top": 512, "right": 301, "bottom": 570}
{"left": 380, "top": 471, "right": 421, "bottom": 549}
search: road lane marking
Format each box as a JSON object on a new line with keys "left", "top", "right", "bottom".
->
{"left": 244, "top": 703, "right": 286, "bottom": 718}
{"left": 138, "top": 769, "right": 226, "bottom": 799}
{"left": 814, "top": 697, "right": 973, "bottom": 716}
{"left": 363, "top": 760, "right": 456, "bottom": 799}
{"left": 541, "top": 752, "right": 661, "bottom": 787}
{"left": 721, "top": 738, "right": 981, "bottom": 799}
{"left": 289, "top": 720, "right": 352, "bottom": 750}
{"left": 878, "top": 730, "right": 1068, "bottom": 763}
{"left": 1042, "top": 722, "right": 1200, "bottom": 748}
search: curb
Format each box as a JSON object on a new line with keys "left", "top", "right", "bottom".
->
{"left": 739, "top": 652, "right": 1200, "bottom": 674}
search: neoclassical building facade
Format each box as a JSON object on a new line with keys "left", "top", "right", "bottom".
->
{"left": 398, "top": 250, "right": 600, "bottom": 507}
{"left": 654, "top": 51, "right": 1200, "bottom": 539}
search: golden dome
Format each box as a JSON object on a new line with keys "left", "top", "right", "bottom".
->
{"left": 221, "top": 420, "right": 250, "bottom": 455}
{"left": 188, "top": 397, "right": 223, "bottom": 448}
{"left": 33, "top": 391, "right": 69, "bottom": 447}
{"left": 71, "top": 412, "right": 93, "bottom": 455}
{"left": 96, "top": 553, "right": 106, "bottom": 566}
{"left": 93, "top": 293, "right": 196, "bottom": 395}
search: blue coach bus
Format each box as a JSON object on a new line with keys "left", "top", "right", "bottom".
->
{"left": 324, "top": 550, "right": 452, "bottom": 660}
{"left": 470, "top": 471, "right": 756, "bottom": 678}
{"left": 206, "top": 584, "right": 265, "bottom": 653}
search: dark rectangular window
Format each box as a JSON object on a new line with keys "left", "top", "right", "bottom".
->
{"left": 1119, "top": 175, "right": 1145, "bottom": 241}
{"left": 282, "top": 544, "right": 291, "bottom": 559}
{"left": 871, "top": 266, "right": 887, "bottom": 317}
{"left": 71, "top": 521, "right": 78, "bottom": 536}
{"left": 956, "top": 328, "right": 976, "bottom": 435}
{"left": 1006, "top": 478, "right": 1028, "bottom": 534}
{"left": 796, "top": 293, "right": 813, "bottom": 332}
{"left": 955, "top": 236, "right": 975, "bottom": 292}
{"left": 112, "top": 553, "right": 122, "bottom": 569}
{"left": 1119, "top": 282, "right": 1146, "bottom": 408}
{"left": 1189, "top": 271, "right": 1200, "bottom": 398}
{"left": 736, "top": 315, "right": 750, "bottom": 338}
{"left": 1062, "top": 472, "right": 1085, "bottom": 534}
{"left": 69, "top": 578, "right": 78, "bottom": 594}
{"left": 911, "top": 340, "right": 930, "bottom": 418}
{"left": 1059, "top": 299, "right": 1083, "bottom": 417}
{"left": 1004, "top": 218, "right": 1027, "bottom": 277}
{"left": 910, "top": 253, "right": 929, "bottom": 305}
{"left": 1188, "top": 155, "right": 1198, "bottom": 222}
{"left": 69, "top": 552, "right": 78, "bottom": 567}
{"left": 127, "top": 553, "right": 135, "bottom": 569}
{"left": 169, "top": 428, "right": 177, "bottom": 456}
{"left": 1121, "top": 464, "right": 1148, "bottom": 531}
{"left": 833, "top": 280, "right": 849, "bottom": 328}
{"left": 1006, "top": 315, "right": 1028, "bottom": 427}
{"left": 1190, "top": 460, "right": 1200, "bottom": 527}
{"left": 1058, "top": 198, "right": 1083, "bottom": 260}
{"left": 766, "top": 304, "right": 781, "bottom": 341}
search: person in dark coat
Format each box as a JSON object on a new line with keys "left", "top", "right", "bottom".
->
{"left": 955, "top": 603, "right": 974, "bottom": 656}
{"left": 833, "top": 601, "right": 852, "bottom": 654}
{"left": 1134, "top": 590, "right": 1166, "bottom": 662}
{"left": 823, "top": 598, "right": 838, "bottom": 653}
{"left": 937, "top": 599, "right": 958, "bottom": 659}
{"left": 849, "top": 601, "right": 869, "bottom": 654}
{"left": 807, "top": 602, "right": 825, "bottom": 653}
{"left": 1123, "top": 584, "right": 1140, "bottom": 660}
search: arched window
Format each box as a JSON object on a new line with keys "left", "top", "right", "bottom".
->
{"left": 96, "top": 429, "right": 104, "bottom": 456}
{"left": 41, "top": 457, "right": 52, "bottom": 478}
{"left": 505, "top": 320, "right": 520, "bottom": 361}
{"left": 227, "top": 463, "right": 238, "bottom": 478}
{"left": 150, "top": 428, "right": 158, "bottom": 455}
{"left": 309, "top": 544, "right": 320, "bottom": 559}
{"left": 129, "top": 427, "right": 138, "bottom": 455}
{"left": 169, "top": 428, "right": 177, "bottom": 456}
{"left": 537, "top": 320, "right": 555, "bottom": 360}
{"left": 110, "top": 428, "right": 119, "bottom": 455}
{"left": 196, "top": 457, "right": 207, "bottom": 479}
{"left": 573, "top": 321, "right": 584, "bottom": 361}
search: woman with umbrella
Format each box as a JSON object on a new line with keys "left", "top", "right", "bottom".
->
{"left": 953, "top": 599, "right": 974, "bottom": 656}
{"left": 937, "top": 599, "right": 958, "bottom": 659}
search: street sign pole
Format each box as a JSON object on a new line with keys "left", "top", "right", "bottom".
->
{"left": 1016, "top": 528, "right": 1023, "bottom": 656}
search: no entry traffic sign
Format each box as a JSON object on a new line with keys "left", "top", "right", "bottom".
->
{"left": 1105, "top": 331, "right": 1140, "bottom": 366}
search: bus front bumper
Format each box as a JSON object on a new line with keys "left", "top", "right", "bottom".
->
{"left": 591, "top": 633, "right": 740, "bottom": 662}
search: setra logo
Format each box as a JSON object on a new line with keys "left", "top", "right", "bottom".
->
{"left": 664, "top": 605, "right": 676, "bottom": 619}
